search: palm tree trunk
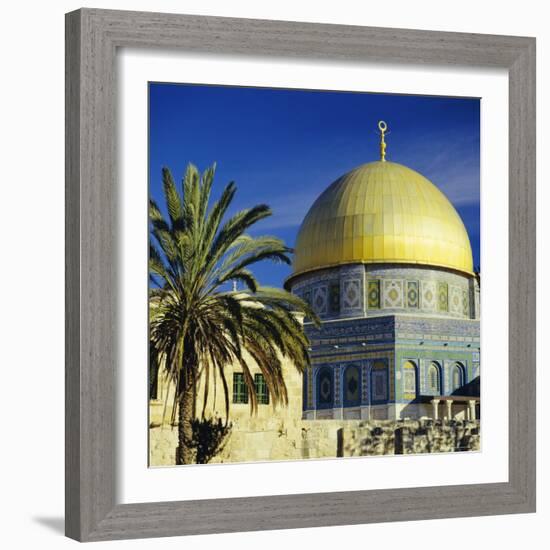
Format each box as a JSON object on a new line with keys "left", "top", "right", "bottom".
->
{"left": 176, "top": 378, "right": 196, "bottom": 465}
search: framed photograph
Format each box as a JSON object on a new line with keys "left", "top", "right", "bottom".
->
{"left": 65, "top": 8, "right": 536, "bottom": 542}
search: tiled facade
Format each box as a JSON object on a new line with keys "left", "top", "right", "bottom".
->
{"left": 290, "top": 263, "right": 480, "bottom": 421}
{"left": 289, "top": 264, "right": 480, "bottom": 322}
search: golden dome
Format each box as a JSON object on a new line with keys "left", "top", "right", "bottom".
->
{"left": 292, "top": 160, "right": 474, "bottom": 277}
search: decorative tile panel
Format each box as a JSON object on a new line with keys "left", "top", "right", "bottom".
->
{"left": 437, "top": 282, "right": 448, "bottom": 312}
{"left": 292, "top": 264, "right": 474, "bottom": 320}
{"left": 449, "top": 285, "right": 462, "bottom": 315}
{"left": 407, "top": 281, "right": 419, "bottom": 308}
{"left": 383, "top": 279, "right": 404, "bottom": 308}
{"left": 361, "top": 362, "right": 370, "bottom": 404}
{"left": 333, "top": 365, "right": 341, "bottom": 405}
{"left": 462, "top": 289, "right": 470, "bottom": 317}
{"left": 421, "top": 281, "right": 437, "bottom": 310}
{"left": 316, "top": 366, "right": 334, "bottom": 408}
{"left": 367, "top": 279, "right": 380, "bottom": 309}
{"left": 342, "top": 279, "right": 362, "bottom": 310}
{"left": 371, "top": 363, "right": 388, "bottom": 402}
{"left": 343, "top": 364, "right": 361, "bottom": 406}
{"left": 312, "top": 285, "right": 328, "bottom": 315}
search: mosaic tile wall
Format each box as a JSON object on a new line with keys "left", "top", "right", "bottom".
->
{"left": 290, "top": 263, "right": 480, "bottom": 322}
{"left": 302, "top": 313, "right": 480, "bottom": 415}
{"left": 291, "top": 265, "right": 480, "bottom": 418}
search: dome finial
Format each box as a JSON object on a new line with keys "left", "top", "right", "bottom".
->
{"left": 378, "top": 120, "right": 388, "bottom": 161}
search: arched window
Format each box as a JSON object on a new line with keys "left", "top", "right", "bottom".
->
{"left": 428, "top": 362, "right": 441, "bottom": 394}
{"left": 371, "top": 361, "right": 388, "bottom": 403}
{"left": 344, "top": 365, "right": 361, "bottom": 406}
{"left": 452, "top": 363, "right": 465, "bottom": 392}
{"left": 402, "top": 361, "right": 417, "bottom": 398}
{"left": 317, "top": 367, "right": 334, "bottom": 409}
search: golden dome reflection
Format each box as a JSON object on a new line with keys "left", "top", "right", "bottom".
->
{"left": 292, "top": 159, "right": 474, "bottom": 277}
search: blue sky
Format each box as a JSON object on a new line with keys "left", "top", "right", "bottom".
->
{"left": 149, "top": 83, "right": 480, "bottom": 288}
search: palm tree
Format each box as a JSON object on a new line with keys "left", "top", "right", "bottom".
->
{"left": 149, "top": 163, "right": 318, "bottom": 465}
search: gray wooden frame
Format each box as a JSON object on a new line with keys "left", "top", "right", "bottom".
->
{"left": 65, "top": 8, "right": 536, "bottom": 542}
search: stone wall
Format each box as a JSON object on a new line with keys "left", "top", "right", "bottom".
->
{"left": 149, "top": 417, "right": 480, "bottom": 466}
{"left": 149, "top": 417, "right": 345, "bottom": 466}
{"left": 340, "top": 419, "right": 480, "bottom": 456}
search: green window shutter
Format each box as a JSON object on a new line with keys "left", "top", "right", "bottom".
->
{"left": 232, "top": 373, "right": 248, "bottom": 404}
{"left": 254, "top": 373, "right": 269, "bottom": 405}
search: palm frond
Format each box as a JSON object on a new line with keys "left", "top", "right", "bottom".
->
{"left": 162, "top": 167, "right": 184, "bottom": 227}
{"left": 149, "top": 161, "right": 316, "bottom": 438}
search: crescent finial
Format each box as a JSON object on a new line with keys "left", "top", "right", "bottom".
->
{"left": 378, "top": 120, "right": 388, "bottom": 161}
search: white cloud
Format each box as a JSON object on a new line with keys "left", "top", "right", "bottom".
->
{"left": 255, "top": 190, "right": 319, "bottom": 230}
